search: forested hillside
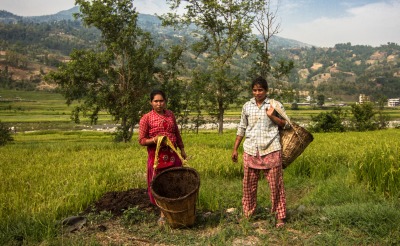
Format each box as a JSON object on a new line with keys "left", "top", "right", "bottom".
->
{"left": 1, "top": 7, "right": 399, "bottom": 102}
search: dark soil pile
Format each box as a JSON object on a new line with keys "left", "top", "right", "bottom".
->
{"left": 83, "top": 188, "right": 159, "bottom": 216}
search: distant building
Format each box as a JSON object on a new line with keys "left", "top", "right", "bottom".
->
{"left": 388, "top": 98, "right": 400, "bottom": 107}
{"left": 359, "top": 94, "right": 370, "bottom": 104}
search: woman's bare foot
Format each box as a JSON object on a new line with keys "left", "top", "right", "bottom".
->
{"left": 276, "top": 219, "right": 285, "bottom": 228}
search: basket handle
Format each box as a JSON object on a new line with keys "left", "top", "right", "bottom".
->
{"left": 153, "top": 135, "right": 188, "bottom": 172}
{"left": 269, "top": 99, "right": 291, "bottom": 125}
{"left": 270, "top": 99, "right": 306, "bottom": 134}
{"left": 270, "top": 99, "right": 309, "bottom": 146}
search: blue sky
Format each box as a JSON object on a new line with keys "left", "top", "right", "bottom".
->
{"left": 1, "top": 0, "right": 399, "bottom": 47}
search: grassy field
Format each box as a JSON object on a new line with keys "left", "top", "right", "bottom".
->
{"left": 1, "top": 89, "right": 400, "bottom": 245}
{"left": 1, "top": 129, "right": 399, "bottom": 245}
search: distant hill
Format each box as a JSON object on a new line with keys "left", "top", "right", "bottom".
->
{"left": 0, "top": 7, "right": 311, "bottom": 49}
{"left": 0, "top": 7, "right": 399, "bottom": 101}
{"left": 0, "top": 7, "right": 79, "bottom": 23}
{"left": 0, "top": 10, "right": 22, "bottom": 23}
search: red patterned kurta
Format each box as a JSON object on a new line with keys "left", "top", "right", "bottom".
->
{"left": 139, "top": 109, "right": 184, "bottom": 204}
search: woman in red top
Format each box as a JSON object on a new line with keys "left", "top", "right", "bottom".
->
{"left": 139, "top": 89, "right": 187, "bottom": 224}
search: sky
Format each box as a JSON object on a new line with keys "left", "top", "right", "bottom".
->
{"left": 1, "top": 0, "right": 399, "bottom": 47}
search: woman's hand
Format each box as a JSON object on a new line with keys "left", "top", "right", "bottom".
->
{"left": 152, "top": 135, "right": 167, "bottom": 146}
{"left": 266, "top": 105, "right": 275, "bottom": 117}
{"left": 266, "top": 105, "right": 286, "bottom": 128}
{"left": 232, "top": 150, "right": 239, "bottom": 162}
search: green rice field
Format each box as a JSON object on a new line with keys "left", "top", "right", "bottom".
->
{"left": 1, "top": 89, "right": 400, "bottom": 245}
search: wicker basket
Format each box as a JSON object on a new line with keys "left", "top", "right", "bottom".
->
{"left": 270, "top": 99, "right": 314, "bottom": 168}
{"left": 150, "top": 167, "right": 200, "bottom": 228}
{"left": 279, "top": 122, "right": 314, "bottom": 168}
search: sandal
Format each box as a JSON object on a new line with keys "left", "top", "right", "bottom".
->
{"left": 276, "top": 222, "right": 285, "bottom": 228}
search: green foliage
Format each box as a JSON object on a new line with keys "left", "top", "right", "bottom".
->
{"left": 310, "top": 103, "right": 390, "bottom": 133}
{"left": 350, "top": 103, "right": 377, "bottom": 131}
{"left": 290, "top": 102, "right": 299, "bottom": 110}
{"left": 48, "top": 0, "right": 160, "bottom": 142}
{"left": 2, "top": 9, "right": 400, "bottom": 101}
{"left": 309, "top": 107, "right": 346, "bottom": 132}
{"left": 162, "top": 0, "right": 262, "bottom": 133}
{"left": 0, "top": 121, "right": 14, "bottom": 146}
{"left": 272, "top": 59, "right": 295, "bottom": 80}
{"left": 376, "top": 110, "right": 390, "bottom": 130}
{"left": 316, "top": 94, "right": 325, "bottom": 107}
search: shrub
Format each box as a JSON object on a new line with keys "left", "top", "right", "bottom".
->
{"left": 291, "top": 102, "right": 299, "bottom": 110}
{"left": 350, "top": 103, "right": 377, "bottom": 131}
{"left": 0, "top": 121, "right": 14, "bottom": 146}
{"left": 309, "top": 107, "right": 346, "bottom": 132}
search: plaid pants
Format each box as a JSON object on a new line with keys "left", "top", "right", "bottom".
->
{"left": 242, "top": 153, "right": 286, "bottom": 220}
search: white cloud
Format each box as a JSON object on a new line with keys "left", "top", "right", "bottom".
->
{"left": 280, "top": 1, "right": 400, "bottom": 47}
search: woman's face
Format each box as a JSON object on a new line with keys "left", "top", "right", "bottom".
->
{"left": 252, "top": 84, "right": 267, "bottom": 103}
{"left": 150, "top": 94, "right": 166, "bottom": 113}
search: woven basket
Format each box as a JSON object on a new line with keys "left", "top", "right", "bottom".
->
{"left": 151, "top": 167, "right": 200, "bottom": 228}
{"left": 279, "top": 122, "right": 314, "bottom": 168}
{"left": 270, "top": 99, "right": 314, "bottom": 168}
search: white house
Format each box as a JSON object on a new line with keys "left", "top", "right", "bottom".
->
{"left": 359, "top": 94, "right": 370, "bottom": 104}
{"left": 388, "top": 98, "right": 400, "bottom": 107}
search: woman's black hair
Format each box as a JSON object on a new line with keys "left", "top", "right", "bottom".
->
{"left": 150, "top": 89, "right": 167, "bottom": 101}
{"left": 251, "top": 76, "right": 269, "bottom": 91}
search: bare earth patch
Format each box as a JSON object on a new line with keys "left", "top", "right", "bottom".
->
{"left": 62, "top": 188, "right": 161, "bottom": 245}
{"left": 60, "top": 188, "right": 306, "bottom": 245}
{"left": 82, "top": 188, "right": 158, "bottom": 216}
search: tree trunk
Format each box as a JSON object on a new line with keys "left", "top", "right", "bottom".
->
{"left": 218, "top": 100, "right": 224, "bottom": 134}
{"left": 121, "top": 117, "right": 128, "bottom": 143}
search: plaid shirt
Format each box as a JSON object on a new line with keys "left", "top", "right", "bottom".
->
{"left": 237, "top": 97, "right": 286, "bottom": 156}
{"left": 138, "top": 109, "right": 184, "bottom": 149}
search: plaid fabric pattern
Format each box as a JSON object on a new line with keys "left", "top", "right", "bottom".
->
{"left": 138, "top": 109, "right": 184, "bottom": 149}
{"left": 237, "top": 97, "right": 287, "bottom": 156}
{"left": 242, "top": 151, "right": 286, "bottom": 220}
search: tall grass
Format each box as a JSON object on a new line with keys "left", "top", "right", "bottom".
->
{"left": 1, "top": 129, "right": 400, "bottom": 244}
{"left": 0, "top": 131, "right": 147, "bottom": 243}
{"left": 288, "top": 130, "right": 400, "bottom": 199}
{"left": 354, "top": 141, "right": 399, "bottom": 196}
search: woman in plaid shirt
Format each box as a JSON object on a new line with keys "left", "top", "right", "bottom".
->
{"left": 139, "top": 89, "right": 187, "bottom": 225}
{"left": 232, "top": 76, "right": 289, "bottom": 228}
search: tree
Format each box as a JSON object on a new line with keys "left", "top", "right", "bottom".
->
{"left": 251, "top": 0, "right": 280, "bottom": 78}
{"left": 375, "top": 95, "right": 390, "bottom": 129}
{"left": 47, "top": 0, "right": 159, "bottom": 142}
{"left": 158, "top": 44, "right": 187, "bottom": 115}
{"left": 310, "top": 107, "right": 346, "bottom": 132}
{"left": 162, "top": 0, "right": 260, "bottom": 134}
{"left": 249, "top": 0, "right": 294, "bottom": 101}
{"left": 316, "top": 94, "right": 325, "bottom": 107}
{"left": 350, "top": 103, "right": 377, "bottom": 131}
{"left": 0, "top": 121, "right": 14, "bottom": 146}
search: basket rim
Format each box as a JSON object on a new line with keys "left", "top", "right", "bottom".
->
{"left": 150, "top": 167, "right": 200, "bottom": 202}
